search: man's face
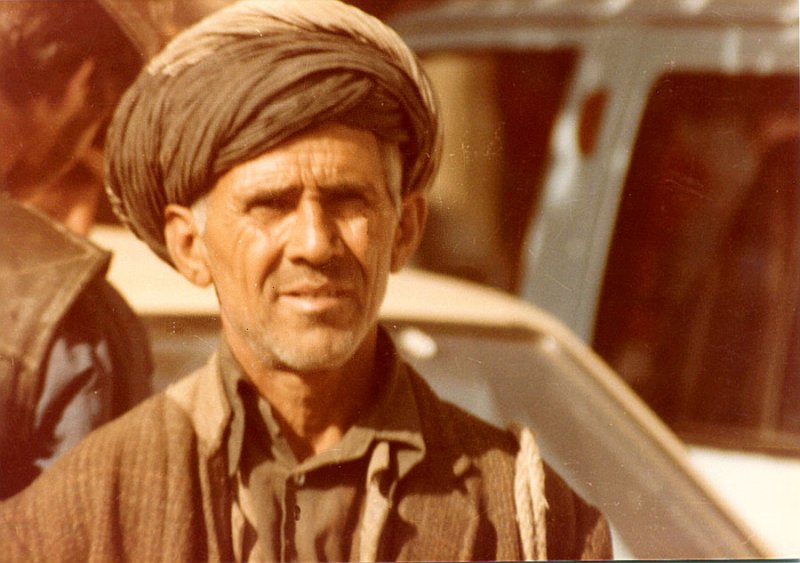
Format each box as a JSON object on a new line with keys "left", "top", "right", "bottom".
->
{"left": 197, "top": 123, "right": 410, "bottom": 373}
{"left": 0, "top": 60, "right": 102, "bottom": 194}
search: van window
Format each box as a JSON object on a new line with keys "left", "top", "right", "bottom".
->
{"left": 414, "top": 49, "right": 577, "bottom": 291}
{"left": 594, "top": 73, "right": 800, "bottom": 454}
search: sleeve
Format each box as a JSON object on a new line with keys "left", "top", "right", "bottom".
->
{"left": 0, "top": 393, "right": 208, "bottom": 561}
{"left": 31, "top": 315, "right": 114, "bottom": 472}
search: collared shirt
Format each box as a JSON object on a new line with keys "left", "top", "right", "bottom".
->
{"left": 219, "top": 330, "right": 425, "bottom": 562}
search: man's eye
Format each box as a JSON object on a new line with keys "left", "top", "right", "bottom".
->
{"left": 248, "top": 194, "right": 296, "bottom": 213}
{"left": 330, "top": 190, "right": 370, "bottom": 209}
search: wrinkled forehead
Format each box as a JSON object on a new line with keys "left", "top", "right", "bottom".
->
{"left": 215, "top": 124, "right": 384, "bottom": 189}
{"left": 197, "top": 123, "right": 403, "bottom": 218}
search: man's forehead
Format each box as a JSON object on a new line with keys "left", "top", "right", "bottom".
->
{"left": 213, "top": 123, "right": 386, "bottom": 193}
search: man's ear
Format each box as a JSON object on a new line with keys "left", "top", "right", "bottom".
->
{"left": 164, "top": 203, "right": 213, "bottom": 287}
{"left": 391, "top": 191, "right": 427, "bottom": 272}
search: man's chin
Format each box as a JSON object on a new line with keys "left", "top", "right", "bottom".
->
{"left": 273, "top": 351, "right": 355, "bottom": 374}
{"left": 268, "top": 330, "right": 364, "bottom": 373}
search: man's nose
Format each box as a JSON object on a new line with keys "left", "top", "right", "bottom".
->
{"left": 286, "top": 198, "right": 340, "bottom": 264}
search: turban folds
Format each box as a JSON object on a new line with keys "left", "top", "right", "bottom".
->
{"left": 104, "top": 0, "right": 441, "bottom": 264}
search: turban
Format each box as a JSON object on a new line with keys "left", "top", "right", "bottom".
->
{"left": 105, "top": 0, "right": 441, "bottom": 264}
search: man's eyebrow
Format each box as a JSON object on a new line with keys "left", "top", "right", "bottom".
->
{"left": 323, "top": 181, "right": 376, "bottom": 193}
{"left": 238, "top": 179, "right": 379, "bottom": 205}
{"left": 240, "top": 180, "right": 300, "bottom": 196}
{"left": 239, "top": 184, "right": 301, "bottom": 208}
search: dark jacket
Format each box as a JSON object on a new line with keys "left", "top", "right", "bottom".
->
{"left": 0, "top": 196, "right": 151, "bottom": 498}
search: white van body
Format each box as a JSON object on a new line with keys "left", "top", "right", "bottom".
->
{"left": 390, "top": 0, "right": 800, "bottom": 557}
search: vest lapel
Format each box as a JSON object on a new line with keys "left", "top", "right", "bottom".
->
{"left": 166, "top": 354, "right": 234, "bottom": 560}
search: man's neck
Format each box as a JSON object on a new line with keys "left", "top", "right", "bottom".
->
{"left": 228, "top": 329, "right": 380, "bottom": 462}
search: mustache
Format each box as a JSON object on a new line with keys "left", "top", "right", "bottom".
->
{"left": 272, "top": 259, "right": 363, "bottom": 291}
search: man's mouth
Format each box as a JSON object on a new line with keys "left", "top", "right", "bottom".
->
{"left": 279, "top": 283, "right": 355, "bottom": 312}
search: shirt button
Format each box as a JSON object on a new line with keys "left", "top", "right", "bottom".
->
{"left": 294, "top": 504, "right": 301, "bottom": 521}
{"left": 294, "top": 473, "right": 306, "bottom": 486}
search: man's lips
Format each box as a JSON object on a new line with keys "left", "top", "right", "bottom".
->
{"left": 277, "top": 283, "right": 356, "bottom": 311}
{"left": 281, "top": 282, "right": 353, "bottom": 297}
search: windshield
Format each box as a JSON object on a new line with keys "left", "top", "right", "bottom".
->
{"left": 594, "top": 72, "right": 800, "bottom": 456}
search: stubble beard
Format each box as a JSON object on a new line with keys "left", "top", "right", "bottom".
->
{"left": 240, "top": 305, "right": 375, "bottom": 374}
{"left": 269, "top": 322, "right": 369, "bottom": 373}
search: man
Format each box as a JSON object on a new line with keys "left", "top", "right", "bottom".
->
{"left": 0, "top": 0, "right": 155, "bottom": 499}
{"left": 0, "top": 1, "right": 612, "bottom": 559}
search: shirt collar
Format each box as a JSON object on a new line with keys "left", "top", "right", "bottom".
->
{"left": 219, "top": 327, "right": 425, "bottom": 480}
